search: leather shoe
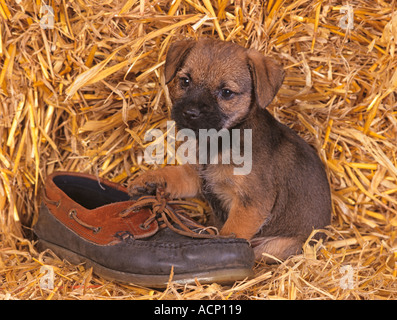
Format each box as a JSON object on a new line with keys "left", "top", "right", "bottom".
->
{"left": 34, "top": 172, "right": 255, "bottom": 288}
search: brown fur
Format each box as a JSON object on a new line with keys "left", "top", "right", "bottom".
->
{"left": 128, "top": 39, "right": 331, "bottom": 263}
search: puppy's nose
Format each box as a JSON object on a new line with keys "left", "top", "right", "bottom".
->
{"left": 183, "top": 108, "right": 201, "bottom": 120}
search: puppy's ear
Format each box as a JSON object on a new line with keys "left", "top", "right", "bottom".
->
{"left": 164, "top": 40, "right": 196, "bottom": 84}
{"left": 247, "top": 49, "right": 285, "bottom": 109}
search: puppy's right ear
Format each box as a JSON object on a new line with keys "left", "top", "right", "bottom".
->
{"left": 164, "top": 40, "right": 196, "bottom": 84}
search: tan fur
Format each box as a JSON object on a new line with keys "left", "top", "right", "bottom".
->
{"left": 128, "top": 39, "right": 332, "bottom": 263}
{"left": 128, "top": 164, "right": 200, "bottom": 199}
{"left": 167, "top": 40, "right": 253, "bottom": 129}
{"left": 251, "top": 237, "right": 303, "bottom": 263}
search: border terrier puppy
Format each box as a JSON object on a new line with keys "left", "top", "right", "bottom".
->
{"left": 128, "top": 39, "right": 331, "bottom": 262}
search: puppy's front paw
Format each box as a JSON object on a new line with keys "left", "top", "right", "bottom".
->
{"left": 127, "top": 172, "right": 167, "bottom": 198}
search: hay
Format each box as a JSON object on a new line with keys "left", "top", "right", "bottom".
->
{"left": 1, "top": 0, "right": 396, "bottom": 300}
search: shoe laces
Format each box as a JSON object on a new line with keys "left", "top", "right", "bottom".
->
{"left": 120, "top": 188, "right": 232, "bottom": 239}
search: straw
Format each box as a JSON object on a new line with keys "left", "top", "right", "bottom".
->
{"left": 1, "top": 0, "right": 396, "bottom": 300}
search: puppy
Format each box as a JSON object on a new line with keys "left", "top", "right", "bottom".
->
{"left": 128, "top": 39, "right": 331, "bottom": 262}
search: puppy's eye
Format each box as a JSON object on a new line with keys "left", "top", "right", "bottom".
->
{"left": 221, "top": 88, "right": 234, "bottom": 99}
{"left": 179, "top": 77, "right": 190, "bottom": 88}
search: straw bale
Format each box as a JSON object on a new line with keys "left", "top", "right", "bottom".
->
{"left": 1, "top": 0, "right": 396, "bottom": 299}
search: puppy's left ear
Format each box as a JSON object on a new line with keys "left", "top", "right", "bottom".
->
{"left": 164, "top": 40, "right": 196, "bottom": 84}
{"left": 247, "top": 49, "right": 285, "bottom": 109}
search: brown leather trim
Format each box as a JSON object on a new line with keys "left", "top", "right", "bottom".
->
{"left": 42, "top": 172, "right": 158, "bottom": 245}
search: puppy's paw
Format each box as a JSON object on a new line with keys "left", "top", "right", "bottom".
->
{"left": 127, "top": 172, "right": 167, "bottom": 198}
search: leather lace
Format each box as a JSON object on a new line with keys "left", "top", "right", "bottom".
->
{"left": 120, "top": 189, "right": 232, "bottom": 239}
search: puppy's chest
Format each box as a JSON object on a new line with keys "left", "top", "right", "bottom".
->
{"left": 198, "top": 165, "right": 238, "bottom": 220}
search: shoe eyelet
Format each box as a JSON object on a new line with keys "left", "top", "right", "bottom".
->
{"left": 68, "top": 209, "right": 101, "bottom": 234}
{"left": 68, "top": 209, "right": 76, "bottom": 218}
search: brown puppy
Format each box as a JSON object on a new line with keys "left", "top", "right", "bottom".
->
{"left": 128, "top": 39, "right": 331, "bottom": 262}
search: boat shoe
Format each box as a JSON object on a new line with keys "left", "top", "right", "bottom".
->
{"left": 33, "top": 171, "right": 255, "bottom": 288}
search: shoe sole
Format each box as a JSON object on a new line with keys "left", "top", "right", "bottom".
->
{"left": 37, "top": 239, "right": 254, "bottom": 289}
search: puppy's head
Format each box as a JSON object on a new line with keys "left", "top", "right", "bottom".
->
{"left": 164, "top": 39, "right": 284, "bottom": 132}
